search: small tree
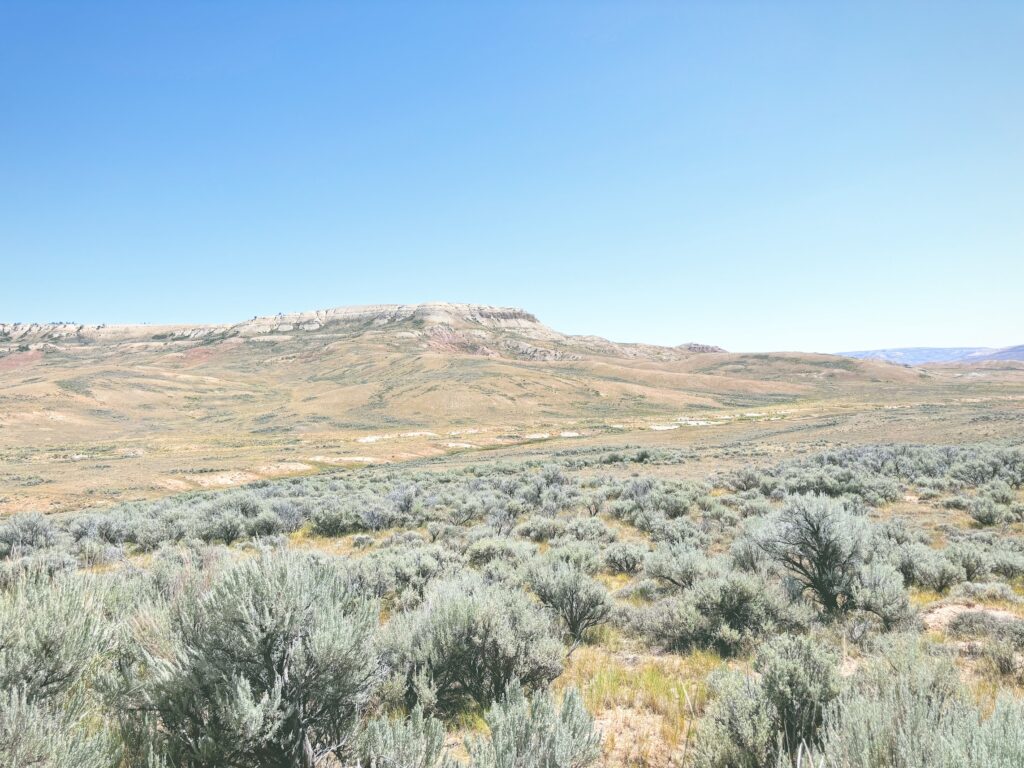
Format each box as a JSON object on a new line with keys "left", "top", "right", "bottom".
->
{"left": 755, "top": 495, "right": 867, "bottom": 613}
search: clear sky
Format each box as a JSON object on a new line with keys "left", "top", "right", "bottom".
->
{"left": 1, "top": 2, "right": 1021, "bottom": 352}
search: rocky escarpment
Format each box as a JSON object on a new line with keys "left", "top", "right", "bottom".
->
{"left": 0, "top": 302, "right": 723, "bottom": 362}
{"left": 677, "top": 343, "right": 726, "bottom": 354}
{"left": 226, "top": 303, "right": 555, "bottom": 338}
{"left": 0, "top": 304, "right": 551, "bottom": 343}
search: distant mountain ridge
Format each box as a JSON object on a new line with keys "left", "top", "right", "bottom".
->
{"left": 972, "top": 345, "right": 1024, "bottom": 362}
{"left": 842, "top": 346, "right": 1024, "bottom": 365}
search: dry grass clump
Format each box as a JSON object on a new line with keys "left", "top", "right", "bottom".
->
{"left": 555, "top": 634, "right": 721, "bottom": 766}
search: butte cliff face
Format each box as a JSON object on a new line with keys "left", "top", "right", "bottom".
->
{"left": 0, "top": 302, "right": 722, "bottom": 363}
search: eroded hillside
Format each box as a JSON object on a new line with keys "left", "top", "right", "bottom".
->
{"left": 2, "top": 303, "right": 1024, "bottom": 513}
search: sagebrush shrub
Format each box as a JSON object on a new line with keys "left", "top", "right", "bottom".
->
{"left": 544, "top": 541, "right": 603, "bottom": 574}
{"left": 755, "top": 634, "right": 840, "bottom": 755}
{"left": 950, "top": 581, "right": 1020, "bottom": 603}
{"left": 753, "top": 495, "right": 868, "bottom": 613}
{"left": 694, "top": 671, "right": 775, "bottom": 768}
{"left": 529, "top": 558, "right": 612, "bottom": 644}
{"left": 514, "top": 516, "right": 566, "bottom": 542}
{"left": 696, "top": 633, "right": 838, "bottom": 767}
{"left": 945, "top": 541, "right": 994, "bottom": 582}
{"left": 560, "top": 517, "right": 616, "bottom": 544}
{"left": 195, "top": 510, "right": 246, "bottom": 544}
{"left": 644, "top": 544, "right": 717, "bottom": 590}
{"left": 982, "top": 480, "right": 1015, "bottom": 505}
{"left": 914, "top": 551, "right": 966, "bottom": 593}
{"left": 385, "top": 575, "right": 563, "bottom": 714}
{"left": 0, "top": 690, "right": 118, "bottom": 768}
{"left": 465, "top": 536, "right": 535, "bottom": 568}
{"left": 0, "top": 573, "right": 108, "bottom": 704}
{"left": 852, "top": 562, "right": 913, "bottom": 629}
{"left": 968, "top": 496, "right": 1010, "bottom": 526}
{"left": 0, "top": 513, "right": 57, "bottom": 557}
{"left": 602, "top": 541, "right": 647, "bottom": 575}
{"left": 636, "top": 571, "right": 802, "bottom": 656}
{"left": 0, "top": 550, "right": 78, "bottom": 589}
{"left": 947, "top": 611, "right": 1024, "bottom": 648}
{"left": 358, "top": 706, "right": 445, "bottom": 768}
{"left": 134, "top": 551, "right": 379, "bottom": 768}
{"left": 812, "top": 639, "right": 1024, "bottom": 767}
{"left": 460, "top": 683, "right": 601, "bottom": 768}
{"left": 346, "top": 542, "right": 462, "bottom": 604}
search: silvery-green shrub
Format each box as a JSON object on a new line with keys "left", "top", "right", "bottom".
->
{"left": 0, "top": 513, "right": 56, "bottom": 558}
{"left": 0, "top": 573, "right": 108, "bottom": 703}
{"left": 135, "top": 551, "right": 379, "bottom": 768}
{"left": 358, "top": 705, "right": 445, "bottom": 768}
{"left": 385, "top": 575, "right": 563, "bottom": 714}
{"left": 812, "top": 639, "right": 1024, "bottom": 767}
{"left": 529, "top": 559, "right": 611, "bottom": 644}
{"left": 644, "top": 544, "right": 717, "bottom": 590}
{"left": 753, "top": 495, "right": 868, "bottom": 613}
{"left": 459, "top": 683, "right": 601, "bottom": 768}
{"left": 853, "top": 561, "right": 913, "bottom": 629}
{"left": 0, "top": 690, "right": 118, "bottom": 768}
{"left": 602, "top": 541, "right": 647, "bottom": 575}
{"left": 635, "top": 572, "right": 802, "bottom": 656}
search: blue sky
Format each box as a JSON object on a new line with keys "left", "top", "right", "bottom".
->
{"left": 1, "top": 2, "right": 1021, "bottom": 352}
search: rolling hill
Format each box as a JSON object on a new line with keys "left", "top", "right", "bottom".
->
{"left": 965, "top": 344, "right": 1024, "bottom": 363}
{"left": 3, "top": 303, "right": 1023, "bottom": 513}
{"left": 842, "top": 345, "right": 1024, "bottom": 365}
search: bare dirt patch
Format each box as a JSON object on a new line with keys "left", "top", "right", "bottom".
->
{"left": 307, "top": 455, "right": 380, "bottom": 465}
{"left": 193, "top": 471, "right": 261, "bottom": 488}
{"left": 922, "top": 602, "right": 1021, "bottom": 632}
{"left": 157, "top": 477, "right": 193, "bottom": 492}
{"left": 255, "top": 462, "right": 313, "bottom": 475}
{"left": 0, "top": 350, "right": 43, "bottom": 371}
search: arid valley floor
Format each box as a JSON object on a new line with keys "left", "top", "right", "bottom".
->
{"left": 3, "top": 303, "right": 1023, "bottom": 514}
